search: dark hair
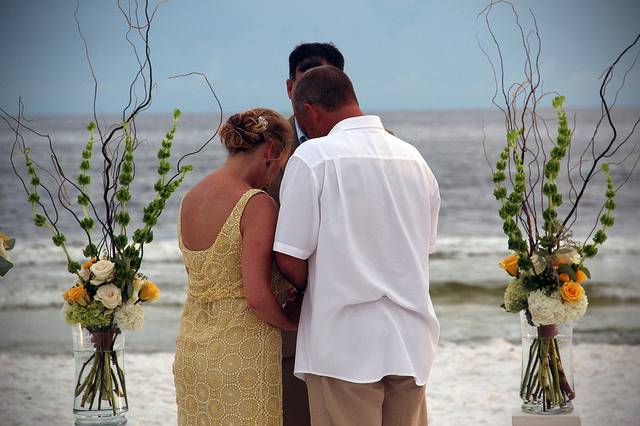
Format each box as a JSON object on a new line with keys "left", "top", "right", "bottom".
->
{"left": 288, "top": 42, "right": 344, "bottom": 79}
{"left": 293, "top": 66, "right": 359, "bottom": 113}
{"left": 219, "top": 108, "right": 293, "bottom": 156}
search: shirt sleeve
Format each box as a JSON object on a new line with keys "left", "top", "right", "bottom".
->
{"left": 274, "top": 155, "right": 320, "bottom": 260}
{"left": 428, "top": 171, "right": 441, "bottom": 254}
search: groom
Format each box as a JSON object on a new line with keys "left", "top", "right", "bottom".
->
{"left": 274, "top": 66, "right": 441, "bottom": 425}
{"left": 267, "top": 41, "right": 345, "bottom": 426}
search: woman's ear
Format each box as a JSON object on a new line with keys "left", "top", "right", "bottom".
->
{"left": 264, "top": 139, "right": 278, "bottom": 161}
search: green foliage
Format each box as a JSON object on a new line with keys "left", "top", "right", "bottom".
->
{"left": 34, "top": 214, "right": 46, "bottom": 227}
{"left": 131, "top": 111, "right": 191, "bottom": 252}
{"left": 582, "top": 244, "right": 598, "bottom": 258}
{"left": 67, "top": 261, "right": 81, "bottom": 273}
{"left": 538, "top": 96, "right": 573, "bottom": 246}
{"left": 115, "top": 235, "right": 128, "bottom": 250}
{"left": 493, "top": 130, "right": 528, "bottom": 256}
{"left": 0, "top": 257, "right": 13, "bottom": 277}
{"left": 584, "top": 165, "right": 616, "bottom": 258}
{"left": 522, "top": 267, "right": 557, "bottom": 293}
{"left": 115, "top": 212, "right": 130, "bottom": 226}
{"left": 77, "top": 174, "right": 91, "bottom": 186}
{"left": 551, "top": 95, "right": 565, "bottom": 109}
{"left": 110, "top": 122, "right": 137, "bottom": 248}
{"left": 20, "top": 110, "right": 190, "bottom": 282}
{"left": 64, "top": 301, "right": 112, "bottom": 328}
{"left": 80, "top": 218, "right": 94, "bottom": 231}
{"left": 83, "top": 243, "right": 98, "bottom": 258}
{"left": 52, "top": 233, "right": 66, "bottom": 246}
{"left": 557, "top": 264, "right": 577, "bottom": 281}
{"left": 77, "top": 194, "right": 90, "bottom": 206}
{"left": 503, "top": 278, "right": 529, "bottom": 313}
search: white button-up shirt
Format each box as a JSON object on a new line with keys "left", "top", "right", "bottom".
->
{"left": 274, "top": 115, "right": 440, "bottom": 385}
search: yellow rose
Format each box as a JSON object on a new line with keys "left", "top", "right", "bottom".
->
{"left": 558, "top": 273, "right": 570, "bottom": 283}
{"left": 63, "top": 285, "right": 90, "bottom": 306}
{"left": 575, "top": 270, "right": 588, "bottom": 284}
{"left": 499, "top": 254, "right": 519, "bottom": 277}
{"left": 0, "top": 231, "right": 12, "bottom": 250}
{"left": 560, "top": 281, "right": 585, "bottom": 304}
{"left": 139, "top": 280, "right": 160, "bottom": 302}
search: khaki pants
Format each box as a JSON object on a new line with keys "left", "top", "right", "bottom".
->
{"left": 306, "top": 374, "right": 428, "bottom": 426}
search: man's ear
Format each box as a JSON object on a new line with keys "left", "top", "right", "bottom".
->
{"left": 286, "top": 79, "right": 294, "bottom": 100}
{"left": 303, "top": 102, "right": 315, "bottom": 119}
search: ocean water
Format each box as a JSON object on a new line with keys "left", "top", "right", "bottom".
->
{"left": 1, "top": 110, "right": 639, "bottom": 353}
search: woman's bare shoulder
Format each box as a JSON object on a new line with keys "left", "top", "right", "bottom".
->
{"left": 240, "top": 192, "right": 278, "bottom": 233}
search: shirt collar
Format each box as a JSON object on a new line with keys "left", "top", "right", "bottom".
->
{"left": 294, "top": 118, "right": 308, "bottom": 144}
{"left": 328, "top": 115, "right": 384, "bottom": 135}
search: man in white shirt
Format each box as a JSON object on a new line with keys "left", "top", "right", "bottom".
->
{"left": 274, "top": 66, "right": 440, "bottom": 425}
{"left": 267, "top": 42, "right": 346, "bottom": 426}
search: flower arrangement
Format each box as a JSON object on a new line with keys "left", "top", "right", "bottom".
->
{"left": 11, "top": 110, "right": 191, "bottom": 414}
{"left": 0, "top": 231, "right": 15, "bottom": 277}
{"left": 480, "top": 2, "right": 639, "bottom": 413}
{"left": 0, "top": 1, "right": 224, "bottom": 421}
{"left": 62, "top": 258, "right": 159, "bottom": 332}
{"left": 492, "top": 96, "right": 618, "bottom": 411}
{"left": 494, "top": 97, "right": 615, "bottom": 328}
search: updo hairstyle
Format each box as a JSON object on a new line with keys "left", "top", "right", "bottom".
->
{"left": 219, "top": 108, "right": 293, "bottom": 158}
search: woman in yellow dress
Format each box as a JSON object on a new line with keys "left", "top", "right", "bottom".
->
{"left": 173, "top": 108, "right": 298, "bottom": 426}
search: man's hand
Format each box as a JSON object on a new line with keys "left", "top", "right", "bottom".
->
{"left": 282, "top": 286, "right": 304, "bottom": 323}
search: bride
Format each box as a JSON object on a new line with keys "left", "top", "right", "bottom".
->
{"left": 173, "top": 108, "right": 298, "bottom": 426}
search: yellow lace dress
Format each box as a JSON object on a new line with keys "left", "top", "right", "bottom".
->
{"left": 173, "top": 189, "right": 286, "bottom": 426}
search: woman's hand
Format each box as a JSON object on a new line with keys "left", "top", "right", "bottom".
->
{"left": 282, "top": 288, "right": 304, "bottom": 324}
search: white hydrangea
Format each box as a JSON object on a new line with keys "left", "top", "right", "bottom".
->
{"left": 561, "top": 294, "right": 588, "bottom": 323}
{"left": 114, "top": 302, "right": 144, "bottom": 331}
{"left": 528, "top": 289, "right": 588, "bottom": 326}
{"left": 528, "top": 290, "right": 563, "bottom": 325}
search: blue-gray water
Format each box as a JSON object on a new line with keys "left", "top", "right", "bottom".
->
{"left": 1, "top": 110, "right": 639, "bottom": 353}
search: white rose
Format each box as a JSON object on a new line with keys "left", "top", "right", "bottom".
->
{"left": 78, "top": 269, "right": 91, "bottom": 283}
{"left": 114, "top": 302, "right": 144, "bottom": 331}
{"left": 531, "top": 254, "right": 547, "bottom": 275}
{"left": 90, "top": 259, "right": 116, "bottom": 282}
{"left": 133, "top": 275, "right": 146, "bottom": 292}
{"left": 555, "top": 247, "right": 581, "bottom": 265}
{"left": 94, "top": 284, "right": 122, "bottom": 310}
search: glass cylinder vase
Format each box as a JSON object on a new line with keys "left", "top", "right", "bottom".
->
{"left": 72, "top": 324, "right": 128, "bottom": 425}
{"left": 519, "top": 312, "right": 574, "bottom": 415}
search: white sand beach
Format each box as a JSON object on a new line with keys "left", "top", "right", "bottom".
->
{"left": 1, "top": 340, "right": 638, "bottom": 426}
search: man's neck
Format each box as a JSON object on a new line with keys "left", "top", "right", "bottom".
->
{"left": 323, "top": 105, "right": 364, "bottom": 135}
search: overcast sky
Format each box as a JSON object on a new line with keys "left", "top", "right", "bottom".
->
{"left": 1, "top": 0, "right": 639, "bottom": 115}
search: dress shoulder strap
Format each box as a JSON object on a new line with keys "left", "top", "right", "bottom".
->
{"left": 231, "top": 188, "right": 268, "bottom": 221}
{"left": 177, "top": 191, "right": 188, "bottom": 245}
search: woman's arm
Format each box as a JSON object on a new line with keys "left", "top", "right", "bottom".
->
{"left": 240, "top": 193, "right": 297, "bottom": 331}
